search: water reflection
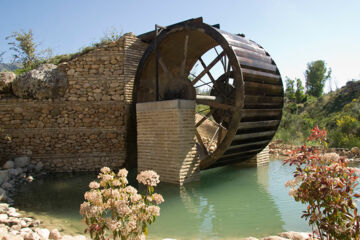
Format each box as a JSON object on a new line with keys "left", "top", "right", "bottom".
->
{"left": 13, "top": 161, "right": 310, "bottom": 239}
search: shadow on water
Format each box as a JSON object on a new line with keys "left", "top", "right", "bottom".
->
{"left": 12, "top": 161, "right": 310, "bottom": 239}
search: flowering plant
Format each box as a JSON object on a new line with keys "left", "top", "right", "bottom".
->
{"left": 80, "top": 167, "right": 164, "bottom": 240}
{"left": 284, "top": 126, "right": 360, "bottom": 239}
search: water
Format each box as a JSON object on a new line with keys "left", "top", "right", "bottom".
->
{"left": 13, "top": 159, "right": 311, "bottom": 239}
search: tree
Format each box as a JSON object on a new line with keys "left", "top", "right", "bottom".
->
{"left": 305, "top": 60, "right": 331, "bottom": 97}
{"left": 285, "top": 77, "right": 296, "bottom": 102}
{"left": 295, "top": 78, "right": 305, "bottom": 103}
{"left": 0, "top": 51, "right": 5, "bottom": 63}
{"left": 5, "top": 29, "right": 51, "bottom": 70}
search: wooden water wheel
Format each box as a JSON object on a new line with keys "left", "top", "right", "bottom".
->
{"left": 136, "top": 18, "right": 283, "bottom": 169}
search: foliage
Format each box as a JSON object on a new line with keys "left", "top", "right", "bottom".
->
{"left": 5, "top": 29, "right": 52, "bottom": 71}
{"left": 284, "top": 126, "right": 360, "bottom": 239}
{"left": 275, "top": 80, "right": 360, "bottom": 148}
{"left": 305, "top": 60, "right": 331, "bottom": 97}
{"left": 285, "top": 77, "right": 296, "bottom": 102}
{"left": 96, "top": 27, "right": 123, "bottom": 47}
{"left": 295, "top": 78, "right": 306, "bottom": 103}
{"left": 0, "top": 51, "right": 5, "bottom": 64}
{"left": 80, "top": 167, "right": 164, "bottom": 240}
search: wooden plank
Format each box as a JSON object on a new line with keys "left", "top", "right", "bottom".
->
{"left": 242, "top": 68, "right": 281, "bottom": 84}
{"left": 226, "top": 38, "right": 265, "bottom": 55}
{"left": 244, "top": 81, "right": 283, "bottom": 95}
{"left": 237, "top": 56, "right": 277, "bottom": 73}
{"left": 222, "top": 148, "right": 264, "bottom": 158}
{"left": 245, "top": 95, "right": 283, "bottom": 104}
{"left": 242, "top": 109, "right": 282, "bottom": 118}
{"left": 232, "top": 46, "right": 273, "bottom": 64}
{"left": 233, "top": 130, "right": 276, "bottom": 141}
{"left": 237, "top": 120, "right": 280, "bottom": 130}
{"left": 228, "top": 140, "right": 270, "bottom": 150}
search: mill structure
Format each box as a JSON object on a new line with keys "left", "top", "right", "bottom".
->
{"left": 135, "top": 17, "right": 283, "bottom": 180}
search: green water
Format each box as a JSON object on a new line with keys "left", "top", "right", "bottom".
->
{"left": 13, "top": 160, "right": 311, "bottom": 239}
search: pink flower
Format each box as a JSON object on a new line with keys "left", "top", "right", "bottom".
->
{"left": 137, "top": 170, "right": 160, "bottom": 187}
{"left": 89, "top": 181, "right": 100, "bottom": 189}
{"left": 117, "top": 169, "right": 128, "bottom": 178}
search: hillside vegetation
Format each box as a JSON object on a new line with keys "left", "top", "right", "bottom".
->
{"left": 275, "top": 80, "right": 360, "bottom": 148}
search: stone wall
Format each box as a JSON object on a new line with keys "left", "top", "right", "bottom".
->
{"left": 137, "top": 100, "right": 200, "bottom": 185}
{"left": 0, "top": 33, "right": 148, "bottom": 171}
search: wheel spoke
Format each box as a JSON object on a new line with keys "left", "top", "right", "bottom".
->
{"left": 195, "top": 129, "right": 209, "bottom": 156}
{"left": 199, "top": 57, "right": 216, "bottom": 84}
{"left": 196, "top": 95, "right": 235, "bottom": 111}
{"left": 159, "top": 57, "right": 173, "bottom": 81}
{"left": 192, "top": 51, "right": 225, "bottom": 85}
{"left": 180, "top": 35, "right": 189, "bottom": 77}
{"left": 194, "top": 81, "right": 212, "bottom": 88}
{"left": 214, "top": 47, "right": 226, "bottom": 72}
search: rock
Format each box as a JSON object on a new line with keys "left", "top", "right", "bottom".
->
{"left": 261, "top": 237, "right": 289, "bottom": 240}
{"left": 2, "top": 161, "right": 15, "bottom": 170}
{"left": 0, "top": 226, "right": 8, "bottom": 238}
{"left": 0, "top": 170, "right": 9, "bottom": 185}
{"left": 278, "top": 232, "right": 312, "bottom": 240}
{"left": 14, "top": 156, "right": 30, "bottom": 168}
{"left": 8, "top": 168, "right": 20, "bottom": 177}
{"left": 0, "top": 214, "right": 8, "bottom": 222}
{"left": 352, "top": 147, "right": 359, "bottom": 154}
{"left": 62, "top": 235, "right": 87, "bottom": 240}
{"left": 35, "top": 162, "right": 44, "bottom": 172}
{"left": 0, "top": 188, "right": 7, "bottom": 201}
{"left": 8, "top": 208, "right": 21, "bottom": 217}
{"left": 2, "top": 182, "right": 13, "bottom": 191}
{"left": 49, "top": 229, "right": 61, "bottom": 240}
{"left": 12, "top": 64, "right": 68, "bottom": 100}
{"left": 26, "top": 176, "right": 34, "bottom": 183}
{"left": 35, "top": 228, "right": 50, "bottom": 240}
{"left": 24, "top": 231, "right": 41, "bottom": 240}
{"left": 0, "top": 72, "right": 16, "bottom": 94}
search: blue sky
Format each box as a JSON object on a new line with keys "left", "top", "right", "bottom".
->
{"left": 1, "top": 0, "right": 359, "bottom": 90}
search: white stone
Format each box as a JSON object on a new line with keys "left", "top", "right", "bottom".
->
{"left": 0, "top": 214, "right": 8, "bottom": 222}
{"left": 35, "top": 228, "right": 50, "bottom": 240}
{"left": 24, "top": 231, "right": 41, "bottom": 240}
{"left": 14, "top": 156, "right": 30, "bottom": 168}
{"left": 2, "top": 161, "right": 14, "bottom": 169}
{"left": 49, "top": 229, "right": 61, "bottom": 240}
{"left": 278, "top": 232, "right": 311, "bottom": 240}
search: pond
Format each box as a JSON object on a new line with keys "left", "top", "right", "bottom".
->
{"left": 13, "top": 159, "right": 312, "bottom": 239}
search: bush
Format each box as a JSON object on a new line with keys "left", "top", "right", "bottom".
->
{"left": 284, "top": 126, "right": 360, "bottom": 239}
{"left": 80, "top": 167, "right": 164, "bottom": 240}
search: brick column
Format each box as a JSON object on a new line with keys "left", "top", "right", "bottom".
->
{"left": 136, "top": 100, "right": 199, "bottom": 185}
{"left": 235, "top": 145, "right": 270, "bottom": 167}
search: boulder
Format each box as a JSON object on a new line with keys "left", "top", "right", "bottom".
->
{"left": 0, "top": 72, "right": 16, "bottom": 94}
{"left": 49, "top": 229, "right": 61, "bottom": 240}
{"left": 12, "top": 64, "right": 68, "bottom": 100}
{"left": 0, "top": 214, "right": 8, "bottom": 222}
{"left": 14, "top": 156, "right": 30, "bottom": 168}
{"left": 35, "top": 228, "right": 50, "bottom": 240}
{"left": 0, "top": 171, "right": 9, "bottom": 185}
{"left": 24, "top": 231, "right": 41, "bottom": 240}
{"left": 35, "top": 162, "right": 44, "bottom": 172}
{"left": 278, "top": 232, "right": 311, "bottom": 240}
{"left": 8, "top": 168, "right": 20, "bottom": 177}
{"left": 352, "top": 147, "right": 359, "bottom": 154}
{"left": 2, "top": 161, "right": 14, "bottom": 169}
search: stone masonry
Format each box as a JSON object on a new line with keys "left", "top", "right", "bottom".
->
{"left": 137, "top": 100, "right": 200, "bottom": 185}
{"left": 0, "top": 33, "right": 148, "bottom": 171}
